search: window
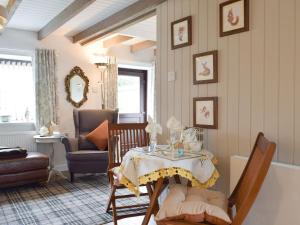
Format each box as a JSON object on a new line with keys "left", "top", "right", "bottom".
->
{"left": 118, "top": 75, "right": 141, "bottom": 113}
{"left": 0, "top": 54, "right": 35, "bottom": 123}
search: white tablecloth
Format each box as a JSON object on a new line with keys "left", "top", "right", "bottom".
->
{"left": 116, "top": 149, "right": 219, "bottom": 195}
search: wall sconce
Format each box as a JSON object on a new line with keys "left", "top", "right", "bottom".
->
{"left": 0, "top": 5, "right": 7, "bottom": 30}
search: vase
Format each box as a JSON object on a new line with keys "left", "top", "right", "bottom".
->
{"left": 149, "top": 135, "right": 157, "bottom": 152}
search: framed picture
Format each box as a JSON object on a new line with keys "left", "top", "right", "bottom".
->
{"left": 193, "top": 50, "right": 218, "bottom": 84}
{"left": 220, "top": 0, "right": 249, "bottom": 37}
{"left": 171, "top": 16, "right": 192, "bottom": 50}
{"left": 193, "top": 97, "right": 218, "bottom": 129}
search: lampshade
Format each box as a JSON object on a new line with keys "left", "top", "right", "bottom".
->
{"left": 95, "top": 62, "right": 108, "bottom": 69}
{"left": 94, "top": 55, "right": 109, "bottom": 70}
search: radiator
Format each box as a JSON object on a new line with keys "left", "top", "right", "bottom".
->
{"left": 230, "top": 156, "right": 300, "bottom": 225}
{"left": 0, "top": 131, "right": 37, "bottom": 151}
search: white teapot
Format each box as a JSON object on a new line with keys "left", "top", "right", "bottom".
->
{"left": 39, "top": 126, "right": 49, "bottom": 137}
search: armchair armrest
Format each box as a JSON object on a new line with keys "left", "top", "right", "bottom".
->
{"left": 61, "top": 137, "right": 78, "bottom": 153}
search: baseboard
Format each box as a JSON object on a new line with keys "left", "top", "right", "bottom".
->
{"left": 54, "top": 163, "right": 68, "bottom": 172}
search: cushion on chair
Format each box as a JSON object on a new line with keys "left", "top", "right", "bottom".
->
{"left": 159, "top": 221, "right": 206, "bottom": 225}
{"left": 66, "top": 150, "right": 108, "bottom": 161}
{"left": 79, "top": 134, "right": 98, "bottom": 150}
{"left": 155, "top": 184, "right": 231, "bottom": 225}
{"left": 85, "top": 120, "right": 109, "bottom": 150}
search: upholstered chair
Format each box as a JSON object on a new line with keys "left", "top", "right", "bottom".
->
{"left": 62, "top": 109, "right": 118, "bottom": 182}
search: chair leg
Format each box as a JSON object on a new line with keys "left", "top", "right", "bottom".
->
{"left": 105, "top": 185, "right": 116, "bottom": 212}
{"left": 70, "top": 172, "right": 74, "bottom": 182}
{"left": 111, "top": 186, "right": 118, "bottom": 225}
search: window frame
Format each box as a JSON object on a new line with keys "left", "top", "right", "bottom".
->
{"left": 0, "top": 52, "right": 35, "bottom": 125}
{"left": 117, "top": 67, "right": 148, "bottom": 123}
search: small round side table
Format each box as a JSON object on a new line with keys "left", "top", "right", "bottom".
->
{"left": 33, "top": 135, "right": 67, "bottom": 182}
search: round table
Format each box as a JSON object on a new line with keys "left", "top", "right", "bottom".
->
{"left": 34, "top": 135, "right": 67, "bottom": 182}
{"left": 115, "top": 147, "right": 219, "bottom": 225}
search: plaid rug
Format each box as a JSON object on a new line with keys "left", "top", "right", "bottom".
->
{"left": 0, "top": 175, "right": 148, "bottom": 225}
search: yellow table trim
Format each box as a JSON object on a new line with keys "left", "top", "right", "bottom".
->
{"left": 119, "top": 167, "right": 220, "bottom": 196}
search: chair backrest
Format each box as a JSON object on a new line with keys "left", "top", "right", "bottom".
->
{"left": 107, "top": 123, "right": 149, "bottom": 169}
{"left": 229, "top": 132, "right": 276, "bottom": 225}
{"left": 73, "top": 109, "right": 119, "bottom": 150}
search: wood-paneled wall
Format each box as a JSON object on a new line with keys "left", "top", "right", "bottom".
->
{"left": 156, "top": 0, "right": 300, "bottom": 193}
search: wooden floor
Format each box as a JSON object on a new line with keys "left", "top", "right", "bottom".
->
{"left": 105, "top": 216, "right": 157, "bottom": 225}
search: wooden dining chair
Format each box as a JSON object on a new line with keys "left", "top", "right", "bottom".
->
{"left": 105, "top": 123, "right": 150, "bottom": 225}
{"left": 158, "top": 132, "right": 276, "bottom": 225}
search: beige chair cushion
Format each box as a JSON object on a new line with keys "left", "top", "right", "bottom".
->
{"left": 155, "top": 184, "right": 231, "bottom": 225}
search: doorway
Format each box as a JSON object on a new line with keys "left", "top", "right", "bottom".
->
{"left": 117, "top": 68, "right": 147, "bottom": 123}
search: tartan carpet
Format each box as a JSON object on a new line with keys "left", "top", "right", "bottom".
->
{"left": 0, "top": 175, "right": 148, "bottom": 225}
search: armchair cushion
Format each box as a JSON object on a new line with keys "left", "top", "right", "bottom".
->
{"left": 79, "top": 134, "right": 98, "bottom": 150}
{"left": 86, "top": 120, "right": 109, "bottom": 150}
{"left": 74, "top": 109, "right": 118, "bottom": 150}
{"left": 156, "top": 184, "right": 231, "bottom": 225}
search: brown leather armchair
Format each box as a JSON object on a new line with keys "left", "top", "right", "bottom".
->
{"left": 61, "top": 109, "right": 118, "bottom": 182}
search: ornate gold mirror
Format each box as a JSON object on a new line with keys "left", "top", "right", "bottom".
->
{"left": 65, "top": 66, "right": 89, "bottom": 108}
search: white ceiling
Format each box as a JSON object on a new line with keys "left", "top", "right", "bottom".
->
{"left": 56, "top": 0, "right": 139, "bottom": 36}
{"left": 120, "top": 15, "right": 156, "bottom": 42}
{"left": 4, "top": 0, "right": 156, "bottom": 45}
{"left": 7, "top": 0, "right": 74, "bottom": 31}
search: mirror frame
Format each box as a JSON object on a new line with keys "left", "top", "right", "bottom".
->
{"left": 65, "top": 66, "right": 89, "bottom": 108}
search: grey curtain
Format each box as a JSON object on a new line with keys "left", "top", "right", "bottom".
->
{"left": 35, "top": 49, "right": 57, "bottom": 129}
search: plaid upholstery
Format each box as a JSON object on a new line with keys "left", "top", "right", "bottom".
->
{"left": 0, "top": 175, "right": 147, "bottom": 225}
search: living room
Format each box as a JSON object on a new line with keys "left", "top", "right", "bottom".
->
{"left": 0, "top": 0, "right": 299, "bottom": 225}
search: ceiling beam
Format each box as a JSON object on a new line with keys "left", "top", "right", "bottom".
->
{"left": 80, "top": 10, "right": 155, "bottom": 46}
{"left": 130, "top": 40, "right": 156, "bottom": 53}
{"left": 103, "top": 35, "right": 134, "bottom": 48}
{"left": 38, "top": 0, "right": 96, "bottom": 40}
{"left": 6, "top": 0, "right": 22, "bottom": 22}
{"left": 72, "top": 0, "right": 166, "bottom": 45}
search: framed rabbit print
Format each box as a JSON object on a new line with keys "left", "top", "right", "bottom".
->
{"left": 193, "top": 97, "right": 218, "bottom": 129}
{"left": 193, "top": 50, "right": 218, "bottom": 84}
{"left": 220, "top": 0, "right": 249, "bottom": 37}
{"left": 171, "top": 16, "right": 192, "bottom": 50}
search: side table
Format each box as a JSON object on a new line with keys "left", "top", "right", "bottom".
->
{"left": 33, "top": 135, "right": 67, "bottom": 182}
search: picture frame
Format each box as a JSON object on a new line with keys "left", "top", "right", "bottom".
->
{"left": 171, "top": 16, "right": 192, "bottom": 50}
{"left": 220, "top": 0, "right": 249, "bottom": 37}
{"left": 193, "top": 97, "right": 218, "bottom": 129}
{"left": 193, "top": 50, "right": 218, "bottom": 84}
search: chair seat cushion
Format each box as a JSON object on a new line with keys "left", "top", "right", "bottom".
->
{"left": 155, "top": 184, "right": 231, "bottom": 225}
{"left": 159, "top": 221, "right": 206, "bottom": 225}
{"left": 67, "top": 150, "right": 108, "bottom": 161}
